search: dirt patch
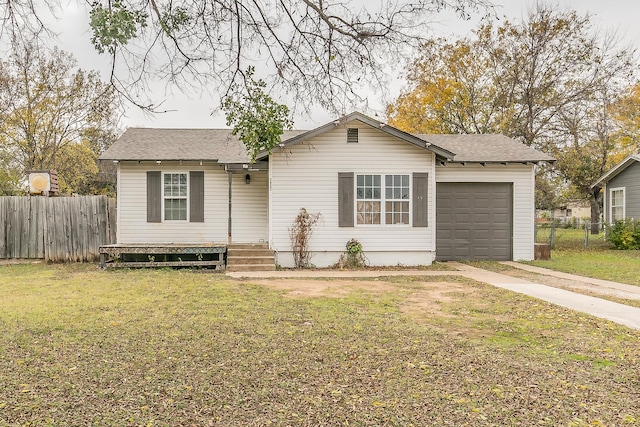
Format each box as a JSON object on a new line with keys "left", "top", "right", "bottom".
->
{"left": 401, "top": 282, "right": 485, "bottom": 318}
{"left": 254, "top": 278, "right": 398, "bottom": 298}
{"left": 250, "top": 277, "right": 482, "bottom": 317}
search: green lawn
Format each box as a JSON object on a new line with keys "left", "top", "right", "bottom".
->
{"left": 531, "top": 227, "right": 640, "bottom": 286}
{"left": 1, "top": 264, "right": 639, "bottom": 426}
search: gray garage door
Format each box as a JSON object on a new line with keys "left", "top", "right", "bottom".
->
{"left": 436, "top": 182, "right": 513, "bottom": 261}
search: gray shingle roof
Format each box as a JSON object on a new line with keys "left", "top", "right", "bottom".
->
{"left": 99, "top": 128, "right": 306, "bottom": 163}
{"left": 417, "top": 134, "right": 555, "bottom": 163}
{"left": 100, "top": 123, "right": 554, "bottom": 164}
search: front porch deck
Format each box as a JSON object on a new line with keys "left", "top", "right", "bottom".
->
{"left": 99, "top": 243, "right": 226, "bottom": 269}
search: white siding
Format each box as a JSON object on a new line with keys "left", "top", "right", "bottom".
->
{"left": 270, "top": 123, "right": 436, "bottom": 267}
{"left": 436, "top": 163, "right": 536, "bottom": 261}
{"left": 232, "top": 170, "right": 269, "bottom": 243}
{"left": 117, "top": 162, "right": 228, "bottom": 244}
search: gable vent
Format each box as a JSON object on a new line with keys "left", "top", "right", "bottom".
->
{"left": 347, "top": 128, "right": 359, "bottom": 143}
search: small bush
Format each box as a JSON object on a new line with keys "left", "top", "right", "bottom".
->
{"left": 606, "top": 219, "right": 640, "bottom": 250}
{"left": 335, "top": 238, "right": 367, "bottom": 269}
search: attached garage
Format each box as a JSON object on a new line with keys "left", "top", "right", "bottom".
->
{"left": 436, "top": 182, "right": 513, "bottom": 261}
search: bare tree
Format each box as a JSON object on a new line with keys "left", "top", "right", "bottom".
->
{"left": 1, "top": 0, "right": 493, "bottom": 113}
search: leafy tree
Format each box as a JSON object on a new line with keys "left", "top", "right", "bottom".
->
{"left": 0, "top": 147, "right": 22, "bottom": 195}
{"left": 387, "top": 38, "right": 505, "bottom": 134}
{"left": 222, "top": 67, "right": 293, "bottom": 163}
{"left": 0, "top": 43, "right": 120, "bottom": 195}
{"left": 611, "top": 83, "right": 640, "bottom": 156}
{"left": 387, "top": 6, "right": 637, "bottom": 226}
{"left": 0, "top": 0, "right": 492, "bottom": 113}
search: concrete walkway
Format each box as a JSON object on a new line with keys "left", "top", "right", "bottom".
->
{"left": 227, "top": 264, "right": 640, "bottom": 331}
{"left": 451, "top": 263, "right": 640, "bottom": 331}
{"left": 500, "top": 261, "right": 640, "bottom": 300}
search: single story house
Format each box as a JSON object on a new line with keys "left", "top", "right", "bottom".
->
{"left": 99, "top": 112, "right": 554, "bottom": 268}
{"left": 592, "top": 154, "right": 640, "bottom": 224}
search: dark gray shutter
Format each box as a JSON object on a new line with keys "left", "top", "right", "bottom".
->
{"left": 413, "top": 172, "right": 428, "bottom": 227}
{"left": 189, "top": 171, "right": 204, "bottom": 223}
{"left": 147, "top": 171, "right": 162, "bottom": 223}
{"left": 338, "top": 172, "right": 354, "bottom": 227}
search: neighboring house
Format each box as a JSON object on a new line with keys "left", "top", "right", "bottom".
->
{"left": 592, "top": 154, "right": 640, "bottom": 224}
{"left": 537, "top": 202, "right": 591, "bottom": 224}
{"left": 99, "top": 112, "right": 554, "bottom": 267}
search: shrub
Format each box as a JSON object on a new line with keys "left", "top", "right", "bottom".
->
{"left": 606, "top": 219, "right": 640, "bottom": 250}
{"left": 335, "top": 238, "right": 367, "bottom": 269}
{"left": 289, "top": 208, "right": 321, "bottom": 268}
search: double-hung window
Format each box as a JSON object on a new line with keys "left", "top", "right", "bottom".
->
{"left": 385, "top": 175, "right": 410, "bottom": 224}
{"left": 356, "top": 174, "right": 381, "bottom": 224}
{"left": 356, "top": 174, "right": 410, "bottom": 225}
{"left": 610, "top": 188, "right": 625, "bottom": 222}
{"left": 163, "top": 172, "right": 188, "bottom": 221}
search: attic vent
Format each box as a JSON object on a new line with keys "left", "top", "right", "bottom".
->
{"left": 347, "top": 128, "right": 358, "bottom": 143}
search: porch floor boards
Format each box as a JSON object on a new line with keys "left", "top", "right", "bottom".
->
{"left": 99, "top": 243, "right": 276, "bottom": 271}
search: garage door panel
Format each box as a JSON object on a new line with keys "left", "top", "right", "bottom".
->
{"left": 474, "top": 213, "right": 490, "bottom": 223}
{"left": 454, "top": 199, "right": 471, "bottom": 209}
{"left": 455, "top": 230, "right": 470, "bottom": 239}
{"left": 436, "top": 182, "right": 512, "bottom": 261}
{"left": 474, "top": 230, "right": 490, "bottom": 240}
{"left": 492, "top": 230, "right": 510, "bottom": 238}
{"left": 455, "top": 213, "right": 471, "bottom": 223}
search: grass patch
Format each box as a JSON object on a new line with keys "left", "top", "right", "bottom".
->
{"left": 1, "top": 264, "right": 639, "bottom": 426}
{"left": 528, "top": 250, "right": 640, "bottom": 286}
{"left": 531, "top": 227, "right": 640, "bottom": 286}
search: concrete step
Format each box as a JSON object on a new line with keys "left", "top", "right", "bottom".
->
{"left": 226, "top": 243, "right": 275, "bottom": 271}
{"left": 226, "top": 264, "right": 277, "bottom": 272}
{"left": 227, "top": 248, "right": 275, "bottom": 257}
{"left": 227, "top": 256, "right": 275, "bottom": 266}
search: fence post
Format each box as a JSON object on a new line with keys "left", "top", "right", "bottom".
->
{"left": 584, "top": 221, "right": 589, "bottom": 249}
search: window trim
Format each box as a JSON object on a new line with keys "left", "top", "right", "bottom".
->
{"left": 355, "top": 173, "right": 412, "bottom": 226}
{"left": 609, "top": 187, "right": 625, "bottom": 223}
{"left": 162, "top": 171, "right": 189, "bottom": 222}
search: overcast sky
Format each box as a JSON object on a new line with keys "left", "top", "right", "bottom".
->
{"left": 45, "top": 0, "right": 640, "bottom": 131}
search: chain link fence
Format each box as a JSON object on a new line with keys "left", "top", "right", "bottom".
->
{"left": 535, "top": 220, "right": 609, "bottom": 250}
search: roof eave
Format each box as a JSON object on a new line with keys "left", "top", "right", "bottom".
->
{"left": 440, "top": 159, "right": 555, "bottom": 165}
{"left": 591, "top": 154, "right": 640, "bottom": 189}
{"left": 99, "top": 157, "right": 221, "bottom": 162}
{"left": 256, "top": 112, "right": 456, "bottom": 161}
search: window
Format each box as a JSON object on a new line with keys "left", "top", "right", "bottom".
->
{"left": 357, "top": 174, "right": 381, "bottom": 224}
{"left": 385, "top": 175, "right": 410, "bottom": 224}
{"left": 356, "top": 174, "right": 410, "bottom": 225}
{"left": 610, "top": 187, "right": 625, "bottom": 222}
{"left": 164, "top": 172, "right": 188, "bottom": 220}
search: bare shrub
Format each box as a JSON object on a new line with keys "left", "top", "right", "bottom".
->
{"left": 289, "top": 208, "right": 321, "bottom": 268}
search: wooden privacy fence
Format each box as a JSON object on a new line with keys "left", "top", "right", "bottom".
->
{"left": 0, "top": 196, "right": 116, "bottom": 262}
